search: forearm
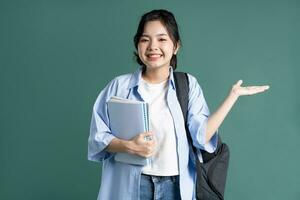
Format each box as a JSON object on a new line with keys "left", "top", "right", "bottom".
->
{"left": 105, "top": 138, "right": 133, "bottom": 154}
{"left": 205, "top": 91, "right": 239, "bottom": 143}
{"left": 105, "top": 133, "right": 155, "bottom": 158}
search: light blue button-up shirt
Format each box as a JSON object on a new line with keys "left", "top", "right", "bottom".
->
{"left": 88, "top": 66, "right": 218, "bottom": 200}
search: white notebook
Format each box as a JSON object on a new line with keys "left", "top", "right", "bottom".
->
{"left": 107, "top": 96, "right": 150, "bottom": 165}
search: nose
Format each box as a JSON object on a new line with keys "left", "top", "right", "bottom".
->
{"left": 147, "top": 40, "right": 158, "bottom": 51}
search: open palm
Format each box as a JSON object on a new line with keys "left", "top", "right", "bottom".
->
{"left": 232, "top": 80, "right": 270, "bottom": 97}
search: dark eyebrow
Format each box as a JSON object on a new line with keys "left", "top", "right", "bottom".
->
{"left": 141, "top": 33, "right": 168, "bottom": 37}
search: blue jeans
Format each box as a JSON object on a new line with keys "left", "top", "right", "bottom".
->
{"left": 140, "top": 174, "right": 181, "bottom": 200}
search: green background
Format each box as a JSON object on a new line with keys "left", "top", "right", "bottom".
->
{"left": 1, "top": 0, "right": 299, "bottom": 199}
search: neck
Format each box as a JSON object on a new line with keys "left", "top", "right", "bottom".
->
{"left": 142, "top": 66, "right": 170, "bottom": 84}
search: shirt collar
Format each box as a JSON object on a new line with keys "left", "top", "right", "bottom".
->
{"left": 128, "top": 66, "right": 176, "bottom": 90}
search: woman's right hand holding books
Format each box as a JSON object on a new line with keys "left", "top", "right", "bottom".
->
{"left": 127, "top": 131, "right": 157, "bottom": 158}
{"left": 106, "top": 132, "right": 156, "bottom": 158}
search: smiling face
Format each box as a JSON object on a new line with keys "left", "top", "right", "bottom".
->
{"left": 137, "top": 20, "right": 179, "bottom": 71}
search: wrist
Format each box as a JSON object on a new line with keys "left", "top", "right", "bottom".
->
{"left": 123, "top": 140, "right": 137, "bottom": 155}
{"left": 229, "top": 88, "right": 240, "bottom": 100}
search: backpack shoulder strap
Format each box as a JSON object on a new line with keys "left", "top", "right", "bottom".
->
{"left": 173, "top": 71, "right": 189, "bottom": 123}
{"left": 173, "top": 72, "right": 198, "bottom": 154}
{"left": 174, "top": 72, "right": 229, "bottom": 199}
{"left": 174, "top": 71, "right": 222, "bottom": 161}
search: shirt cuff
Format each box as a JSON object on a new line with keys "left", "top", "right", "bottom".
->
{"left": 88, "top": 132, "right": 116, "bottom": 162}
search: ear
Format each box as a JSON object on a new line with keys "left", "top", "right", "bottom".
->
{"left": 174, "top": 42, "right": 180, "bottom": 55}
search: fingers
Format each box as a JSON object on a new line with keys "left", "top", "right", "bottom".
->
{"left": 246, "top": 85, "right": 270, "bottom": 95}
{"left": 132, "top": 132, "right": 156, "bottom": 158}
{"left": 143, "top": 143, "right": 156, "bottom": 158}
{"left": 139, "top": 139, "right": 156, "bottom": 158}
{"left": 235, "top": 80, "right": 270, "bottom": 90}
{"left": 263, "top": 85, "right": 270, "bottom": 90}
{"left": 236, "top": 79, "right": 243, "bottom": 86}
{"left": 141, "top": 131, "right": 154, "bottom": 141}
{"left": 256, "top": 85, "right": 270, "bottom": 93}
{"left": 234, "top": 79, "right": 270, "bottom": 95}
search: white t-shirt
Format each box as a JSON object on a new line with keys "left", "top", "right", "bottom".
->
{"left": 139, "top": 78, "right": 179, "bottom": 176}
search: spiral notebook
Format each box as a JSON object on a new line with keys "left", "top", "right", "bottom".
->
{"left": 107, "top": 96, "right": 150, "bottom": 165}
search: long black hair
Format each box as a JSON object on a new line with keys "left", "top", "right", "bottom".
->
{"left": 133, "top": 9, "right": 181, "bottom": 70}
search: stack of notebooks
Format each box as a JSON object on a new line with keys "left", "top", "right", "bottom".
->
{"left": 107, "top": 96, "right": 150, "bottom": 165}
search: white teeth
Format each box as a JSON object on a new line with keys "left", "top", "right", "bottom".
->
{"left": 147, "top": 54, "right": 161, "bottom": 58}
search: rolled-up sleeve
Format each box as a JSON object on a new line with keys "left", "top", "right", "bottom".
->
{"left": 187, "top": 74, "right": 218, "bottom": 153}
{"left": 88, "top": 82, "right": 116, "bottom": 162}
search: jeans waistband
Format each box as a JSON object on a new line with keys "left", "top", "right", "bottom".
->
{"left": 141, "top": 173, "right": 179, "bottom": 183}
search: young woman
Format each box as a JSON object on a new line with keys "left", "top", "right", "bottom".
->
{"left": 88, "top": 9, "right": 269, "bottom": 200}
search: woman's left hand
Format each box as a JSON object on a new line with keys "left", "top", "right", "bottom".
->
{"left": 231, "top": 80, "right": 270, "bottom": 97}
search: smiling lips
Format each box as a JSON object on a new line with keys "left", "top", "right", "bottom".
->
{"left": 146, "top": 53, "right": 162, "bottom": 61}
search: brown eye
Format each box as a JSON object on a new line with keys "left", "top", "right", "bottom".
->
{"left": 159, "top": 38, "right": 167, "bottom": 42}
{"left": 139, "top": 38, "right": 149, "bottom": 42}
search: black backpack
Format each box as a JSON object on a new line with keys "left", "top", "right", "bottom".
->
{"left": 174, "top": 72, "right": 230, "bottom": 200}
